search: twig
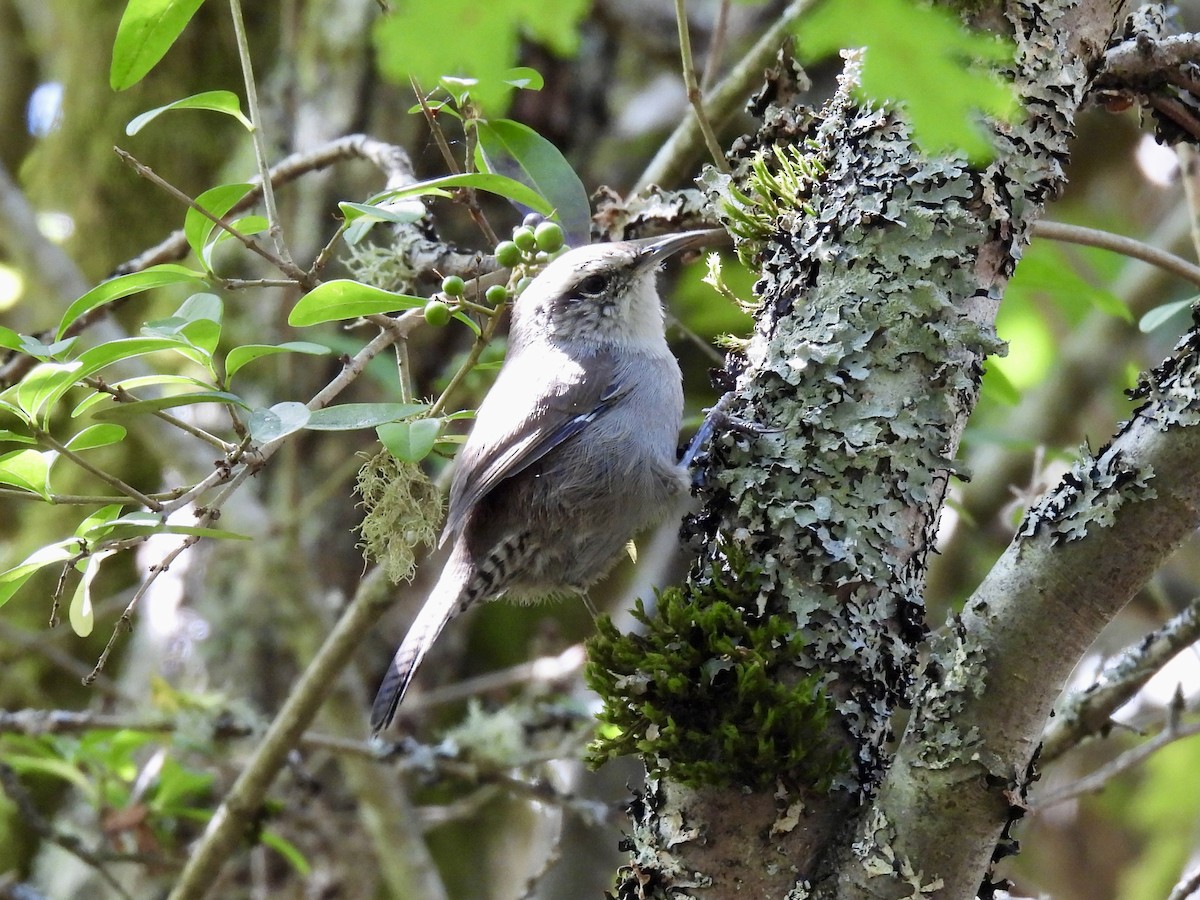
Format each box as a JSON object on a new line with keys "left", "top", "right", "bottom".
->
{"left": 35, "top": 429, "right": 163, "bottom": 512}
{"left": 113, "top": 147, "right": 311, "bottom": 289}
{"left": 1032, "top": 219, "right": 1200, "bottom": 287}
{"left": 411, "top": 76, "right": 461, "bottom": 176}
{"left": 164, "top": 568, "right": 395, "bottom": 900}
{"left": 673, "top": 0, "right": 732, "bottom": 175}
{"left": 1034, "top": 717, "right": 1200, "bottom": 810}
{"left": 1042, "top": 599, "right": 1200, "bottom": 763}
{"left": 427, "top": 305, "right": 507, "bottom": 418}
{"left": 85, "top": 524, "right": 207, "bottom": 684}
{"left": 228, "top": 0, "right": 295, "bottom": 268}
{"left": 1176, "top": 144, "right": 1200, "bottom": 262}
{"left": 700, "top": 0, "right": 732, "bottom": 93}
{"left": 1147, "top": 92, "right": 1200, "bottom": 143}
{"left": 84, "top": 378, "right": 236, "bottom": 453}
{"left": 636, "top": 0, "right": 818, "bottom": 192}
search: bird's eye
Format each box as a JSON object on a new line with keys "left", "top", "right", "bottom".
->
{"left": 577, "top": 273, "right": 609, "bottom": 296}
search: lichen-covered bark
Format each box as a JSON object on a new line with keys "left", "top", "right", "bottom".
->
{"left": 615, "top": 2, "right": 1142, "bottom": 898}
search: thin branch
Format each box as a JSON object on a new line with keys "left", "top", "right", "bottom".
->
{"left": 635, "top": 0, "right": 818, "bottom": 192}
{"left": 700, "top": 0, "right": 732, "bottom": 93}
{"left": 228, "top": 0, "right": 294, "bottom": 268}
{"left": 85, "top": 526, "right": 206, "bottom": 684}
{"left": 164, "top": 568, "right": 395, "bottom": 900}
{"left": 1033, "top": 219, "right": 1200, "bottom": 287}
{"left": 1175, "top": 144, "right": 1200, "bottom": 262}
{"left": 673, "top": 0, "right": 732, "bottom": 175}
{"left": 1034, "top": 718, "right": 1200, "bottom": 810}
{"left": 35, "top": 430, "right": 163, "bottom": 511}
{"left": 84, "top": 378, "right": 236, "bottom": 453}
{"left": 1147, "top": 92, "right": 1200, "bottom": 143}
{"left": 113, "top": 147, "right": 311, "bottom": 288}
{"left": 427, "top": 305, "right": 507, "bottom": 418}
{"left": 1041, "top": 598, "right": 1200, "bottom": 763}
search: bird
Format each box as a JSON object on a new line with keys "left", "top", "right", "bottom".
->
{"left": 369, "top": 231, "right": 711, "bottom": 734}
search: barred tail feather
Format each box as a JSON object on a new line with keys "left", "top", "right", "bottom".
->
{"left": 369, "top": 534, "right": 530, "bottom": 735}
{"left": 370, "top": 557, "right": 470, "bottom": 735}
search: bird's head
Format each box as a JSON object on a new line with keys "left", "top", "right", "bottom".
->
{"left": 510, "top": 231, "right": 712, "bottom": 352}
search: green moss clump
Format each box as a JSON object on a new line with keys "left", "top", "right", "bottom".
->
{"left": 585, "top": 551, "right": 848, "bottom": 790}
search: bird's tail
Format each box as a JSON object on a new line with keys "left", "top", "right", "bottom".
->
{"left": 370, "top": 553, "right": 471, "bottom": 735}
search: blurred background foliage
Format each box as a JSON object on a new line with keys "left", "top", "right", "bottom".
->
{"left": 1, "top": 1, "right": 1200, "bottom": 898}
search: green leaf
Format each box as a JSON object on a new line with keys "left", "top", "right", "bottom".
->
{"left": 185, "top": 183, "right": 253, "bottom": 262}
{"left": 0, "top": 430, "right": 36, "bottom": 445}
{"left": 225, "top": 342, "right": 332, "bottom": 381}
{"left": 377, "top": 418, "right": 441, "bottom": 463}
{"left": 0, "top": 326, "right": 24, "bottom": 352}
{"left": 799, "top": 0, "right": 1019, "bottom": 162}
{"left": 475, "top": 118, "right": 591, "bottom": 245}
{"left": 338, "top": 200, "right": 427, "bottom": 225}
{"left": 0, "top": 541, "right": 76, "bottom": 608}
{"left": 70, "top": 552, "right": 113, "bottom": 637}
{"left": 1139, "top": 297, "right": 1196, "bottom": 334}
{"left": 110, "top": 0, "right": 207, "bottom": 90}
{"left": 305, "top": 402, "right": 427, "bottom": 431}
{"left": 247, "top": 402, "right": 310, "bottom": 443}
{"left": 0, "top": 449, "right": 53, "bottom": 500}
{"left": 373, "top": 2, "right": 587, "bottom": 114}
{"left": 101, "top": 512, "right": 251, "bottom": 541}
{"left": 71, "top": 374, "right": 212, "bottom": 418}
{"left": 370, "top": 172, "right": 553, "bottom": 219}
{"left": 126, "top": 90, "right": 251, "bottom": 136}
{"left": 65, "top": 424, "right": 128, "bottom": 452}
{"left": 16, "top": 335, "right": 79, "bottom": 360}
{"left": 16, "top": 362, "right": 82, "bottom": 423}
{"left": 58, "top": 265, "right": 206, "bottom": 339}
{"left": 76, "top": 504, "right": 128, "bottom": 539}
{"left": 201, "top": 215, "right": 270, "bottom": 269}
{"left": 88, "top": 390, "right": 247, "bottom": 422}
{"left": 503, "top": 67, "right": 544, "bottom": 91}
{"left": 287, "top": 281, "right": 426, "bottom": 327}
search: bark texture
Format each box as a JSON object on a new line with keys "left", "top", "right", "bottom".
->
{"left": 614, "top": 3, "right": 1150, "bottom": 897}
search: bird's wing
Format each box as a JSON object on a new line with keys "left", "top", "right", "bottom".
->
{"left": 441, "top": 348, "right": 624, "bottom": 545}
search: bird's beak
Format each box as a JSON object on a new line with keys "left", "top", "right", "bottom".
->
{"left": 635, "top": 229, "right": 722, "bottom": 269}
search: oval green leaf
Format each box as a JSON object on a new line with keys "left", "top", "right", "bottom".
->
{"left": 65, "top": 424, "right": 128, "bottom": 452}
{"left": 475, "top": 118, "right": 591, "bottom": 245}
{"left": 0, "top": 449, "right": 53, "bottom": 500}
{"left": 89, "top": 390, "right": 247, "bottom": 422}
{"left": 126, "top": 90, "right": 252, "bottom": 136}
{"left": 369, "top": 172, "right": 553, "bottom": 218}
{"left": 305, "top": 402, "right": 427, "bottom": 431}
{"left": 288, "top": 281, "right": 426, "bottom": 327}
{"left": 248, "top": 402, "right": 311, "bottom": 443}
{"left": 226, "top": 342, "right": 332, "bottom": 381}
{"left": 377, "top": 418, "right": 442, "bottom": 463}
{"left": 58, "top": 265, "right": 206, "bottom": 339}
{"left": 111, "top": 0, "right": 207, "bottom": 90}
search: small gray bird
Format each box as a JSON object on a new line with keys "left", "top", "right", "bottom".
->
{"left": 369, "top": 231, "right": 710, "bottom": 734}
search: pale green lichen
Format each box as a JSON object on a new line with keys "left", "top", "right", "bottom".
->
{"left": 355, "top": 448, "right": 440, "bottom": 583}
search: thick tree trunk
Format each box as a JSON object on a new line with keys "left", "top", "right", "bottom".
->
{"left": 613, "top": 3, "right": 1156, "bottom": 897}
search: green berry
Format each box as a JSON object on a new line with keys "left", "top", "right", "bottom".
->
{"left": 423, "top": 299, "right": 451, "bottom": 327}
{"left": 441, "top": 275, "right": 465, "bottom": 297}
{"left": 515, "top": 276, "right": 533, "bottom": 294}
{"left": 485, "top": 284, "right": 508, "bottom": 306}
{"left": 494, "top": 240, "right": 522, "bottom": 268}
{"left": 534, "top": 221, "right": 564, "bottom": 252}
{"left": 512, "top": 226, "right": 537, "bottom": 253}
